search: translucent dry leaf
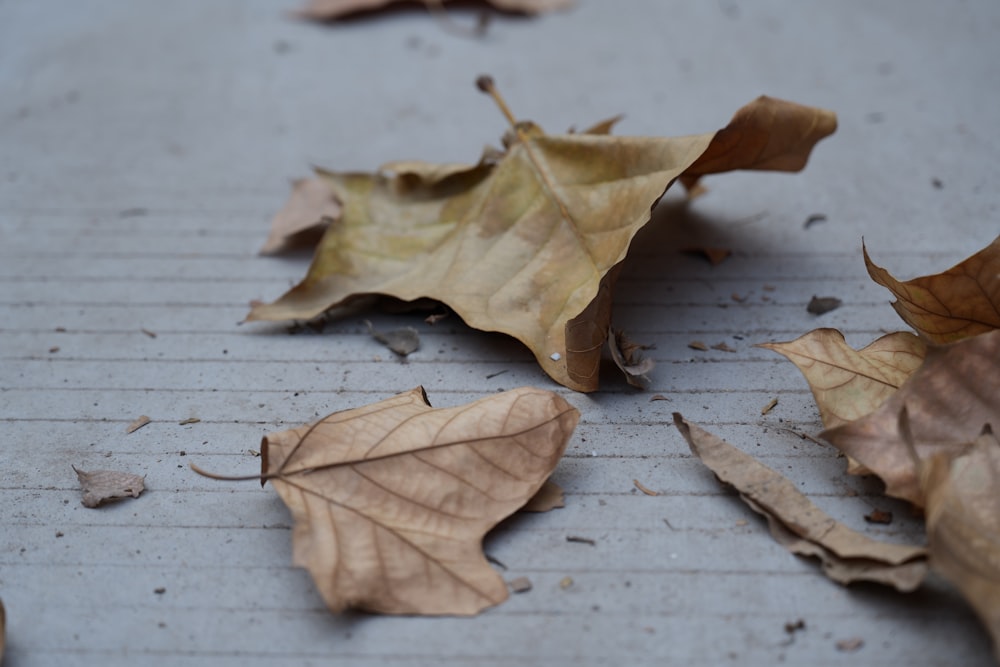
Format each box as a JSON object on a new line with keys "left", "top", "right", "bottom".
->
{"left": 674, "top": 414, "right": 928, "bottom": 591}
{"left": 865, "top": 236, "right": 1000, "bottom": 343}
{"left": 255, "top": 386, "right": 579, "bottom": 615}
{"left": 261, "top": 178, "right": 341, "bottom": 255}
{"left": 72, "top": 466, "right": 146, "bottom": 508}
{"left": 822, "top": 330, "right": 1000, "bottom": 505}
{"left": 248, "top": 88, "right": 835, "bottom": 391}
{"left": 921, "top": 430, "right": 1000, "bottom": 661}
{"left": 759, "top": 328, "right": 927, "bottom": 428}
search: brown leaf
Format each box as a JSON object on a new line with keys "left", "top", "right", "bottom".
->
{"left": 806, "top": 295, "right": 842, "bottom": 315}
{"left": 865, "top": 236, "right": 1000, "bottom": 343}
{"left": 261, "top": 178, "right": 341, "bottom": 255}
{"left": 297, "top": 0, "right": 573, "bottom": 21}
{"left": 248, "top": 82, "right": 835, "bottom": 391}
{"left": 246, "top": 387, "right": 578, "bottom": 615}
{"left": 759, "top": 329, "right": 927, "bottom": 428}
{"left": 921, "top": 430, "right": 1000, "bottom": 660}
{"left": 519, "top": 478, "right": 564, "bottom": 512}
{"left": 608, "top": 328, "right": 655, "bottom": 388}
{"left": 72, "top": 466, "right": 146, "bottom": 508}
{"left": 674, "top": 414, "right": 928, "bottom": 591}
{"left": 821, "top": 330, "right": 1000, "bottom": 505}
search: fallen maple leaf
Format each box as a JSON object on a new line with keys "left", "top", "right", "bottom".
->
{"left": 195, "top": 386, "right": 578, "bottom": 615}
{"left": 674, "top": 414, "right": 928, "bottom": 591}
{"left": 249, "top": 78, "right": 835, "bottom": 391}
{"left": 821, "top": 330, "right": 1000, "bottom": 505}
{"left": 865, "top": 236, "right": 1000, "bottom": 343}
{"left": 759, "top": 329, "right": 927, "bottom": 428}
{"left": 297, "top": 0, "right": 573, "bottom": 21}
{"left": 921, "top": 428, "right": 1000, "bottom": 660}
{"left": 261, "top": 178, "right": 341, "bottom": 255}
{"left": 72, "top": 466, "right": 146, "bottom": 508}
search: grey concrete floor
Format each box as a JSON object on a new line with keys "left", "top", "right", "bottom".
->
{"left": 2, "top": 1, "right": 998, "bottom": 665}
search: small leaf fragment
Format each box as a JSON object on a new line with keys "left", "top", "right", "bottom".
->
{"left": 681, "top": 246, "right": 732, "bottom": 266}
{"left": 688, "top": 341, "right": 709, "bottom": 351}
{"left": 608, "top": 328, "right": 655, "bottom": 388}
{"left": 760, "top": 397, "right": 778, "bottom": 415}
{"left": 674, "top": 414, "right": 927, "bottom": 591}
{"left": 125, "top": 415, "right": 150, "bottom": 434}
{"left": 365, "top": 320, "right": 420, "bottom": 356}
{"left": 865, "top": 236, "right": 1000, "bottom": 343}
{"left": 508, "top": 576, "right": 533, "bottom": 593}
{"left": 806, "top": 296, "right": 842, "bottom": 315}
{"left": 73, "top": 466, "right": 146, "bottom": 508}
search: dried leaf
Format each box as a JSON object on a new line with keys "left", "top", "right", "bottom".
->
{"left": 519, "top": 478, "right": 564, "bottom": 512}
{"left": 806, "top": 295, "right": 842, "bottom": 315}
{"left": 821, "top": 330, "right": 1000, "bottom": 505}
{"left": 759, "top": 329, "right": 927, "bottom": 428}
{"left": 508, "top": 576, "right": 532, "bottom": 593}
{"left": 213, "top": 387, "right": 578, "bottom": 615}
{"left": 261, "top": 178, "right": 341, "bottom": 255}
{"left": 921, "top": 430, "right": 1000, "bottom": 660}
{"left": 365, "top": 320, "right": 420, "bottom": 356}
{"left": 608, "top": 328, "right": 655, "bottom": 388}
{"left": 249, "top": 84, "right": 835, "bottom": 392}
{"left": 674, "top": 414, "right": 928, "bottom": 591}
{"left": 297, "top": 0, "right": 573, "bottom": 20}
{"left": 865, "top": 236, "right": 1000, "bottom": 343}
{"left": 688, "top": 340, "right": 709, "bottom": 351}
{"left": 125, "top": 415, "right": 150, "bottom": 434}
{"left": 72, "top": 466, "right": 145, "bottom": 508}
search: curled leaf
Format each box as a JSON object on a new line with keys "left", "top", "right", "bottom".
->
{"left": 865, "top": 236, "right": 1000, "bottom": 343}
{"left": 233, "top": 387, "right": 577, "bottom": 615}
{"left": 821, "top": 330, "right": 1000, "bottom": 505}
{"left": 759, "top": 329, "right": 927, "bottom": 428}
{"left": 261, "top": 178, "right": 341, "bottom": 255}
{"left": 674, "top": 414, "right": 927, "bottom": 591}
{"left": 608, "top": 328, "right": 655, "bottom": 388}
{"left": 921, "top": 429, "right": 1000, "bottom": 660}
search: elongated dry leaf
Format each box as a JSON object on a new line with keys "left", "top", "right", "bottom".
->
{"left": 249, "top": 82, "right": 835, "bottom": 391}
{"left": 674, "top": 414, "right": 927, "bottom": 591}
{"left": 759, "top": 329, "right": 927, "bottom": 428}
{"left": 261, "top": 178, "right": 341, "bottom": 254}
{"left": 298, "top": 0, "right": 573, "bottom": 20}
{"left": 72, "top": 466, "right": 145, "bottom": 508}
{"left": 822, "top": 330, "right": 1000, "bottom": 505}
{"left": 921, "top": 430, "right": 1000, "bottom": 660}
{"left": 240, "top": 387, "right": 577, "bottom": 615}
{"left": 865, "top": 236, "right": 1000, "bottom": 343}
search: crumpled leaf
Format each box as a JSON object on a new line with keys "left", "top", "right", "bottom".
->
{"left": 921, "top": 429, "right": 1000, "bottom": 660}
{"left": 608, "top": 328, "right": 655, "bottom": 388}
{"left": 248, "top": 84, "right": 835, "bottom": 392}
{"left": 297, "top": 0, "right": 573, "bottom": 21}
{"left": 821, "top": 330, "right": 1000, "bottom": 505}
{"left": 674, "top": 414, "right": 928, "bottom": 591}
{"left": 72, "top": 466, "right": 146, "bottom": 508}
{"left": 261, "top": 178, "right": 341, "bottom": 255}
{"left": 865, "top": 236, "right": 1000, "bottom": 343}
{"left": 237, "top": 387, "right": 577, "bottom": 615}
{"left": 759, "top": 328, "right": 927, "bottom": 428}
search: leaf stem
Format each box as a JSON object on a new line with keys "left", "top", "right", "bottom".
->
{"left": 476, "top": 75, "right": 518, "bottom": 128}
{"left": 189, "top": 461, "right": 275, "bottom": 482}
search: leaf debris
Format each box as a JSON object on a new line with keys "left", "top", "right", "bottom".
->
{"left": 365, "top": 320, "right": 420, "bottom": 356}
{"left": 807, "top": 296, "right": 842, "bottom": 315}
{"left": 760, "top": 397, "right": 778, "bottom": 415}
{"left": 126, "top": 415, "right": 151, "bottom": 434}
{"left": 508, "top": 577, "right": 533, "bottom": 594}
{"left": 72, "top": 466, "right": 145, "bottom": 508}
{"left": 633, "top": 479, "right": 660, "bottom": 496}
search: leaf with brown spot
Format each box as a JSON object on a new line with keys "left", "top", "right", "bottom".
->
{"left": 865, "top": 236, "right": 1000, "bottom": 343}
{"left": 674, "top": 414, "right": 928, "bottom": 591}
{"left": 821, "top": 330, "right": 1000, "bottom": 505}
{"left": 72, "top": 466, "right": 146, "bottom": 508}
{"left": 196, "top": 386, "right": 578, "bottom": 615}
{"left": 921, "top": 429, "right": 1000, "bottom": 660}
{"left": 261, "top": 178, "right": 341, "bottom": 255}
{"left": 759, "top": 329, "right": 927, "bottom": 429}
{"left": 249, "top": 79, "right": 835, "bottom": 391}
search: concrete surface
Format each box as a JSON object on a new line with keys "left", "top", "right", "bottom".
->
{"left": 2, "top": 1, "right": 999, "bottom": 665}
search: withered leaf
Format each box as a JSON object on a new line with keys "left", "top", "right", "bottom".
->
{"left": 297, "top": 0, "right": 573, "bottom": 21}
{"left": 365, "top": 319, "right": 420, "bottom": 356}
{"left": 206, "top": 387, "right": 578, "bottom": 615}
{"left": 72, "top": 466, "right": 146, "bottom": 508}
{"left": 249, "top": 83, "right": 835, "bottom": 391}
{"left": 608, "top": 328, "right": 655, "bottom": 388}
{"left": 759, "top": 329, "right": 927, "bottom": 429}
{"left": 519, "top": 478, "right": 564, "bottom": 512}
{"left": 261, "top": 178, "right": 341, "bottom": 255}
{"left": 821, "top": 330, "right": 1000, "bottom": 505}
{"left": 921, "top": 430, "right": 1000, "bottom": 660}
{"left": 865, "top": 236, "right": 1000, "bottom": 343}
{"left": 674, "top": 414, "right": 928, "bottom": 591}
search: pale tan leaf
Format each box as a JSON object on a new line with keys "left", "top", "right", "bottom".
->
{"left": 261, "top": 178, "right": 341, "bottom": 255}
{"left": 248, "top": 85, "right": 835, "bottom": 392}
{"left": 759, "top": 328, "right": 927, "bottom": 428}
{"left": 921, "top": 430, "right": 1000, "bottom": 660}
{"left": 250, "top": 386, "right": 578, "bottom": 615}
{"left": 72, "top": 466, "right": 146, "bottom": 508}
{"left": 821, "top": 330, "right": 1000, "bottom": 505}
{"left": 125, "top": 415, "right": 150, "bottom": 434}
{"left": 674, "top": 414, "right": 927, "bottom": 591}
{"left": 865, "top": 236, "right": 1000, "bottom": 343}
